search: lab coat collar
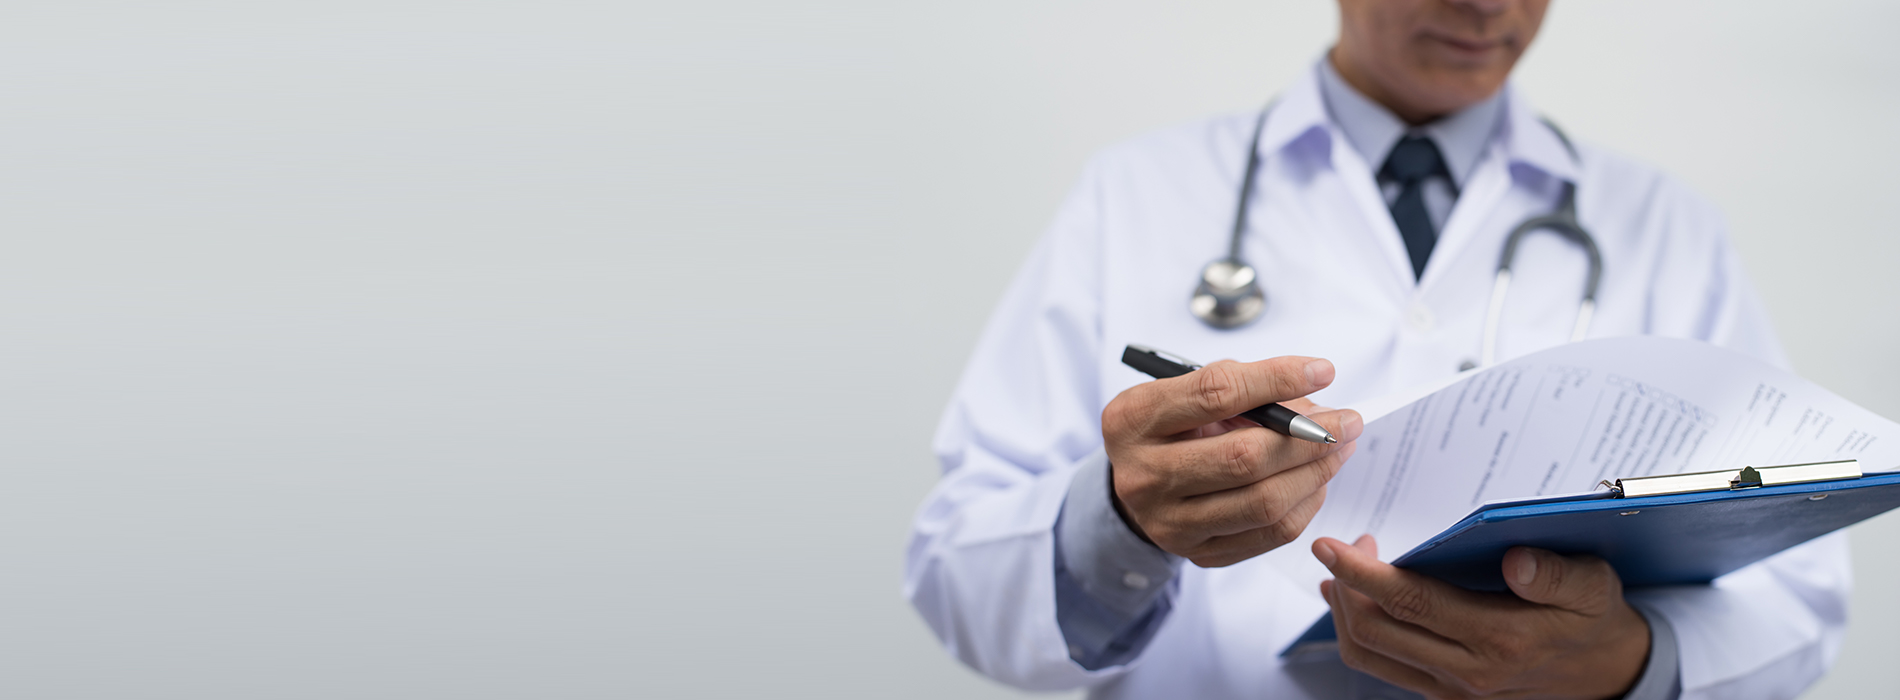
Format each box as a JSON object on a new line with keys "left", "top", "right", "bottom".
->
{"left": 1260, "top": 62, "right": 1581, "bottom": 187}
{"left": 1498, "top": 85, "right": 1582, "bottom": 184}
{"left": 1255, "top": 65, "right": 1333, "bottom": 159}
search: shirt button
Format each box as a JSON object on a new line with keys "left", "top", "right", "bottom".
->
{"left": 1406, "top": 302, "right": 1436, "bottom": 333}
{"left": 1122, "top": 571, "right": 1150, "bottom": 590}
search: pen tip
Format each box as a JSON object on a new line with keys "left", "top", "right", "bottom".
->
{"left": 1324, "top": 435, "right": 1338, "bottom": 444}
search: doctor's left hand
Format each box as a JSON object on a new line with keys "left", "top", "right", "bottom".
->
{"left": 1314, "top": 535, "right": 1651, "bottom": 700}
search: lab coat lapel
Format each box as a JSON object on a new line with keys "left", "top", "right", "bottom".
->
{"left": 1326, "top": 126, "right": 1419, "bottom": 298}
{"left": 1418, "top": 146, "right": 1510, "bottom": 291}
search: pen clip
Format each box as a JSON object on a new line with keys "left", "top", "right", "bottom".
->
{"left": 1126, "top": 344, "right": 1203, "bottom": 370}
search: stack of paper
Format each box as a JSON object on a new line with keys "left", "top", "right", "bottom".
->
{"left": 1257, "top": 336, "right": 1900, "bottom": 593}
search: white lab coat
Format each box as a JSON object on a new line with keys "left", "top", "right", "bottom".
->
{"left": 905, "top": 67, "right": 1847, "bottom": 699}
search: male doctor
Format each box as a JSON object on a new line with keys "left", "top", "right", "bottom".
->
{"left": 907, "top": 1, "right": 1846, "bottom": 699}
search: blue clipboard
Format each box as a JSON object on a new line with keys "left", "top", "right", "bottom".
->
{"left": 1280, "top": 466, "right": 1900, "bottom": 659}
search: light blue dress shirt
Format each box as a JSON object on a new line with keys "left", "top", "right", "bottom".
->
{"left": 1315, "top": 57, "right": 1500, "bottom": 232}
{"left": 1051, "top": 59, "right": 1682, "bottom": 699}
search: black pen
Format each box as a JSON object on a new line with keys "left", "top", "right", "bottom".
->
{"left": 1121, "top": 344, "right": 1337, "bottom": 444}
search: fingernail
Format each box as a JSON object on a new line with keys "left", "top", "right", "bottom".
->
{"left": 1513, "top": 551, "right": 1538, "bottom": 586}
{"left": 1314, "top": 541, "right": 1338, "bottom": 568}
{"left": 1306, "top": 359, "right": 1335, "bottom": 387}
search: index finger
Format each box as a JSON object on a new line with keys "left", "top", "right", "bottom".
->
{"left": 1134, "top": 356, "right": 1336, "bottom": 437}
{"left": 1313, "top": 537, "right": 1501, "bottom": 641}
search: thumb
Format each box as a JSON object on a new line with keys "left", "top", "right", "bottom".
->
{"left": 1502, "top": 547, "right": 1622, "bottom": 614}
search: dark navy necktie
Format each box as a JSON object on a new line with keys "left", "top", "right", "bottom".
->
{"left": 1379, "top": 135, "right": 1450, "bottom": 280}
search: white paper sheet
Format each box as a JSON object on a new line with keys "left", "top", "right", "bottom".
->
{"left": 1257, "top": 336, "right": 1900, "bottom": 592}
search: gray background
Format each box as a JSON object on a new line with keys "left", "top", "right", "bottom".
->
{"left": 4, "top": 1, "right": 1895, "bottom": 698}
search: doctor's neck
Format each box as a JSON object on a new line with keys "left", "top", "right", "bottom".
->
{"left": 1330, "top": 0, "right": 1549, "bottom": 125}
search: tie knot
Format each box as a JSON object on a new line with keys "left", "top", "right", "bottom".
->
{"left": 1381, "top": 135, "right": 1448, "bottom": 184}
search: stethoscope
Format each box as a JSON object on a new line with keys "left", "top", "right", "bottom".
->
{"left": 1190, "top": 106, "right": 1604, "bottom": 371}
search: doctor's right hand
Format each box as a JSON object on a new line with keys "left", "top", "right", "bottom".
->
{"left": 1101, "top": 356, "right": 1362, "bottom": 568}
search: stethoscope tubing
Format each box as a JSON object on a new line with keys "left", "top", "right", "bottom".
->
{"left": 1482, "top": 181, "right": 1601, "bottom": 365}
{"left": 1196, "top": 104, "right": 1605, "bottom": 370}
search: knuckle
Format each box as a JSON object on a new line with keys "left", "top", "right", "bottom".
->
{"left": 1346, "top": 619, "right": 1384, "bottom": 649}
{"left": 1579, "top": 578, "right": 1616, "bottom": 608}
{"left": 1110, "top": 387, "right": 1168, "bottom": 439}
{"left": 1240, "top": 524, "right": 1288, "bottom": 555}
{"left": 1538, "top": 556, "right": 1568, "bottom": 592}
{"left": 1267, "top": 507, "right": 1308, "bottom": 545}
{"left": 1282, "top": 439, "right": 1335, "bottom": 471}
{"left": 1157, "top": 458, "right": 1191, "bottom": 494}
{"left": 1383, "top": 585, "right": 1432, "bottom": 624}
{"left": 1248, "top": 485, "right": 1287, "bottom": 526}
{"left": 1487, "top": 630, "right": 1529, "bottom": 664}
{"left": 1192, "top": 362, "right": 1244, "bottom": 416}
{"left": 1266, "top": 360, "right": 1306, "bottom": 397}
{"left": 1222, "top": 433, "right": 1266, "bottom": 481}
{"left": 1145, "top": 520, "right": 1187, "bottom": 552}
{"left": 1289, "top": 459, "right": 1330, "bottom": 495}
{"left": 1588, "top": 559, "right": 1622, "bottom": 597}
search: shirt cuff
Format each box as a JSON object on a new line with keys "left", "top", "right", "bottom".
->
{"left": 1057, "top": 451, "right": 1181, "bottom": 615}
{"left": 1052, "top": 451, "right": 1183, "bottom": 668}
{"left": 1623, "top": 603, "right": 1683, "bottom": 700}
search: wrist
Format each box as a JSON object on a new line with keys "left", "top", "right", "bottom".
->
{"left": 1589, "top": 605, "right": 1653, "bottom": 700}
{"left": 1104, "top": 461, "right": 1157, "bottom": 547}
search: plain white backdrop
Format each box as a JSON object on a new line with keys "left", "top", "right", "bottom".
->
{"left": 3, "top": 1, "right": 1895, "bottom": 698}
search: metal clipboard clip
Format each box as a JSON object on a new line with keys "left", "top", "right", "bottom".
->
{"left": 1598, "top": 459, "right": 1863, "bottom": 499}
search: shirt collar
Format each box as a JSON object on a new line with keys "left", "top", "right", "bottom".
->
{"left": 1315, "top": 57, "right": 1502, "bottom": 187}
{"left": 1255, "top": 59, "right": 1580, "bottom": 186}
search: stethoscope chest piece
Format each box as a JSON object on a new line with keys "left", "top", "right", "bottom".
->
{"left": 1190, "top": 258, "right": 1265, "bottom": 329}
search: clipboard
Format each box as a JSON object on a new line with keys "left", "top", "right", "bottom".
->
{"left": 1281, "top": 460, "right": 1900, "bottom": 660}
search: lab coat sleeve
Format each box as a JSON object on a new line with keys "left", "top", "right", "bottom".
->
{"left": 904, "top": 159, "right": 1138, "bottom": 691}
{"left": 1631, "top": 182, "right": 1849, "bottom": 700}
